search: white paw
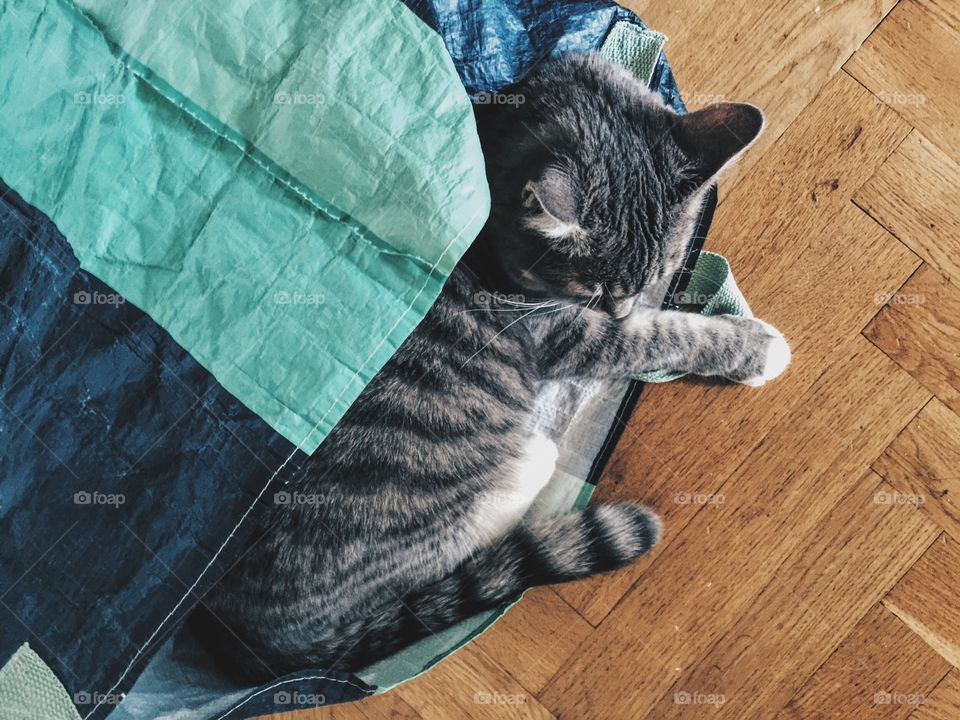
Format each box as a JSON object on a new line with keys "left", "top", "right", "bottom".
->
{"left": 740, "top": 320, "right": 791, "bottom": 387}
{"left": 477, "top": 433, "right": 559, "bottom": 539}
{"left": 521, "top": 432, "right": 559, "bottom": 486}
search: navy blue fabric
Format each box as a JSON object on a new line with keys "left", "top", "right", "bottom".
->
{"left": 0, "top": 179, "right": 313, "bottom": 719}
{"left": 0, "top": 3, "right": 691, "bottom": 719}
{"left": 403, "top": 0, "right": 686, "bottom": 112}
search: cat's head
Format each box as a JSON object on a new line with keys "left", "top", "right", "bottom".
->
{"left": 476, "top": 53, "right": 763, "bottom": 318}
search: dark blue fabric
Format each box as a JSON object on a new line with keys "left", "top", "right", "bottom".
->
{"left": 402, "top": 0, "right": 686, "bottom": 112}
{"left": 0, "top": 2, "right": 689, "bottom": 719}
{"left": 0, "top": 180, "right": 310, "bottom": 719}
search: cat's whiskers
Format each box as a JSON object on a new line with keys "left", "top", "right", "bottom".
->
{"left": 460, "top": 299, "right": 559, "bottom": 314}
{"left": 574, "top": 287, "right": 603, "bottom": 322}
{"left": 496, "top": 298, "right": 558, "bottom": 307}
{"left": 528, "top": 302, "right": 577, "bottom": 317}
{"left": 460, "top": 300, "right": 570, "bottom": 366}
{"left": 463, "top": 306, "right": 553, "bottom": 314}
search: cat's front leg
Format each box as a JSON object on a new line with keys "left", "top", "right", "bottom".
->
{"left": 543, "top": 309, "right": 790, "bottom": 385}
{"left": 623, "top": 310, "right": 791, "bottom": 385}
{"left": 668, "top": 313, "right": 792, "bottom": 386}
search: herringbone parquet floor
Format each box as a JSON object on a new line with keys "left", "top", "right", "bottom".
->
{"left": 268, "top": 1, "right": 960, "bottom": 717}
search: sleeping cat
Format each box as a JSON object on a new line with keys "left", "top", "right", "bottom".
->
{"left": 194, "top": 52, "right": 790, "bottom": 679}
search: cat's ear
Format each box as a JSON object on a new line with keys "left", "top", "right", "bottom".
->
{"left": 522, "top": 168, "right": 586, "bottom": 252}
{"left": 671, "top": 103, "right": 764, "bottom": 182}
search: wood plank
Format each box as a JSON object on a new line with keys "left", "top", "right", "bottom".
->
{"left": 873, "top": 398, "right": 960, "bottom": 543}
{"left": 884, "top": 535, "right": 960, "bottom": 669}
{"left": 274, "top": 691, "right": 422, "bottom": 720}
{"left": 641, "top": 471, "right": 939, "bottom": 719}
{"left": 621, "top": 0, "right": 897, "bottom": 193}
{"left": 393, "top": 644, "right": 554, "bottom": 720}
{"left": 846, "top": 0, "right": 960, "bottom": 166}
{"left": 776, "top": 604, "right": 950, "bottom": 719}
{"left": 556, "top": 69, "right": 916, "bottom": 625}
{"left": 470, "top": 587, "right": 593, "bottom": 695}
{"left": 911, "top": 669, "right": 960, "bottom": 720}
{"left": 864, "top": 264, "right": 960, "bottom": 415}
{"left": 540, "top": 338, "right": 930, "bottom": 720}
{"left": 854, "top": 131, "right": 960, "bottom": 282}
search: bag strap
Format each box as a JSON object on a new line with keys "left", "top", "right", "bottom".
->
{"left": 634, "top": 251, "right": 752, "bottom": 383}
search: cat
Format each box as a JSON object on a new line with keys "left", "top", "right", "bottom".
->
{"left": 193, "top": 52, "right": 790, "bottom": 680}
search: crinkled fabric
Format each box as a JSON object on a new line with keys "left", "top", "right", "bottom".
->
{"left": 0, "top": 1, "right": 696, "bottom": 719}
{"left": 0, "top": 0, "right": 487, "bottom": 454}
{"left": 403, "top": 0, "right": 687, "bottom": 111}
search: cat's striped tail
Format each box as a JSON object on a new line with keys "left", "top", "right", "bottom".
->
{"left": 340, "top": 504, "right": 660, "bottom": 669}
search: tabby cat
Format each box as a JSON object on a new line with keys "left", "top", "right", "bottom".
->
{"left": 194, "top": 52, "right": 790, "bottom": 679}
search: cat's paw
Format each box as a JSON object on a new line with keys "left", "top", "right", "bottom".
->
{"left": 736, "top": 319, "right": 791, "bottom": 387}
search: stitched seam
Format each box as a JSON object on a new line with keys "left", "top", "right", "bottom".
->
{"left": 215, "top": 674, "right": 374, "bottom": 720}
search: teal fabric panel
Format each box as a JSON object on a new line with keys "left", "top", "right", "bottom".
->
{"left": 73, "top": 0, "right": 487, "bottom": 272}
{"left": 0, "top": 0, "right": 488, "bottom": 453}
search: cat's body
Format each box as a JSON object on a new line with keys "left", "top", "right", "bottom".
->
{"left": 195, "top": 53, "right": 789, "bottom": 679}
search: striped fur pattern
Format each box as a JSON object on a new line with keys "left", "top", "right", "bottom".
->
{"left": 195, "top": 53, "right": 788, "bottom": 680}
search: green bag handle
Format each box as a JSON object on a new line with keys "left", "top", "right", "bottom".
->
{"left": 633, "top": 251, "right": 752, "bottom": 383}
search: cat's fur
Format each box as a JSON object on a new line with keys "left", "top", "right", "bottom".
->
{"left": 194, "top": 53, "right": 789, "bottom": 679}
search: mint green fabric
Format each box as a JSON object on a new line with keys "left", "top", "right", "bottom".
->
{"left": 72, "top": 0, "right": 486, "bottom": 271}
{"left": 0, "top": 0, "right": 488, "bottom": 453}
{"left": 0, "top": 644, "right": 82, "bottom": 720}
{"left": 634, "top": 251, "right": 753, "bottom": 383}
{"left": 599, "top": 22, "right": 667, "bottom": 86}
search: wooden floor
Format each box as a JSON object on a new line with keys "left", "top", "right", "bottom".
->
{"left": 268, "top": 1, "right": 960, "bottom": 717}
